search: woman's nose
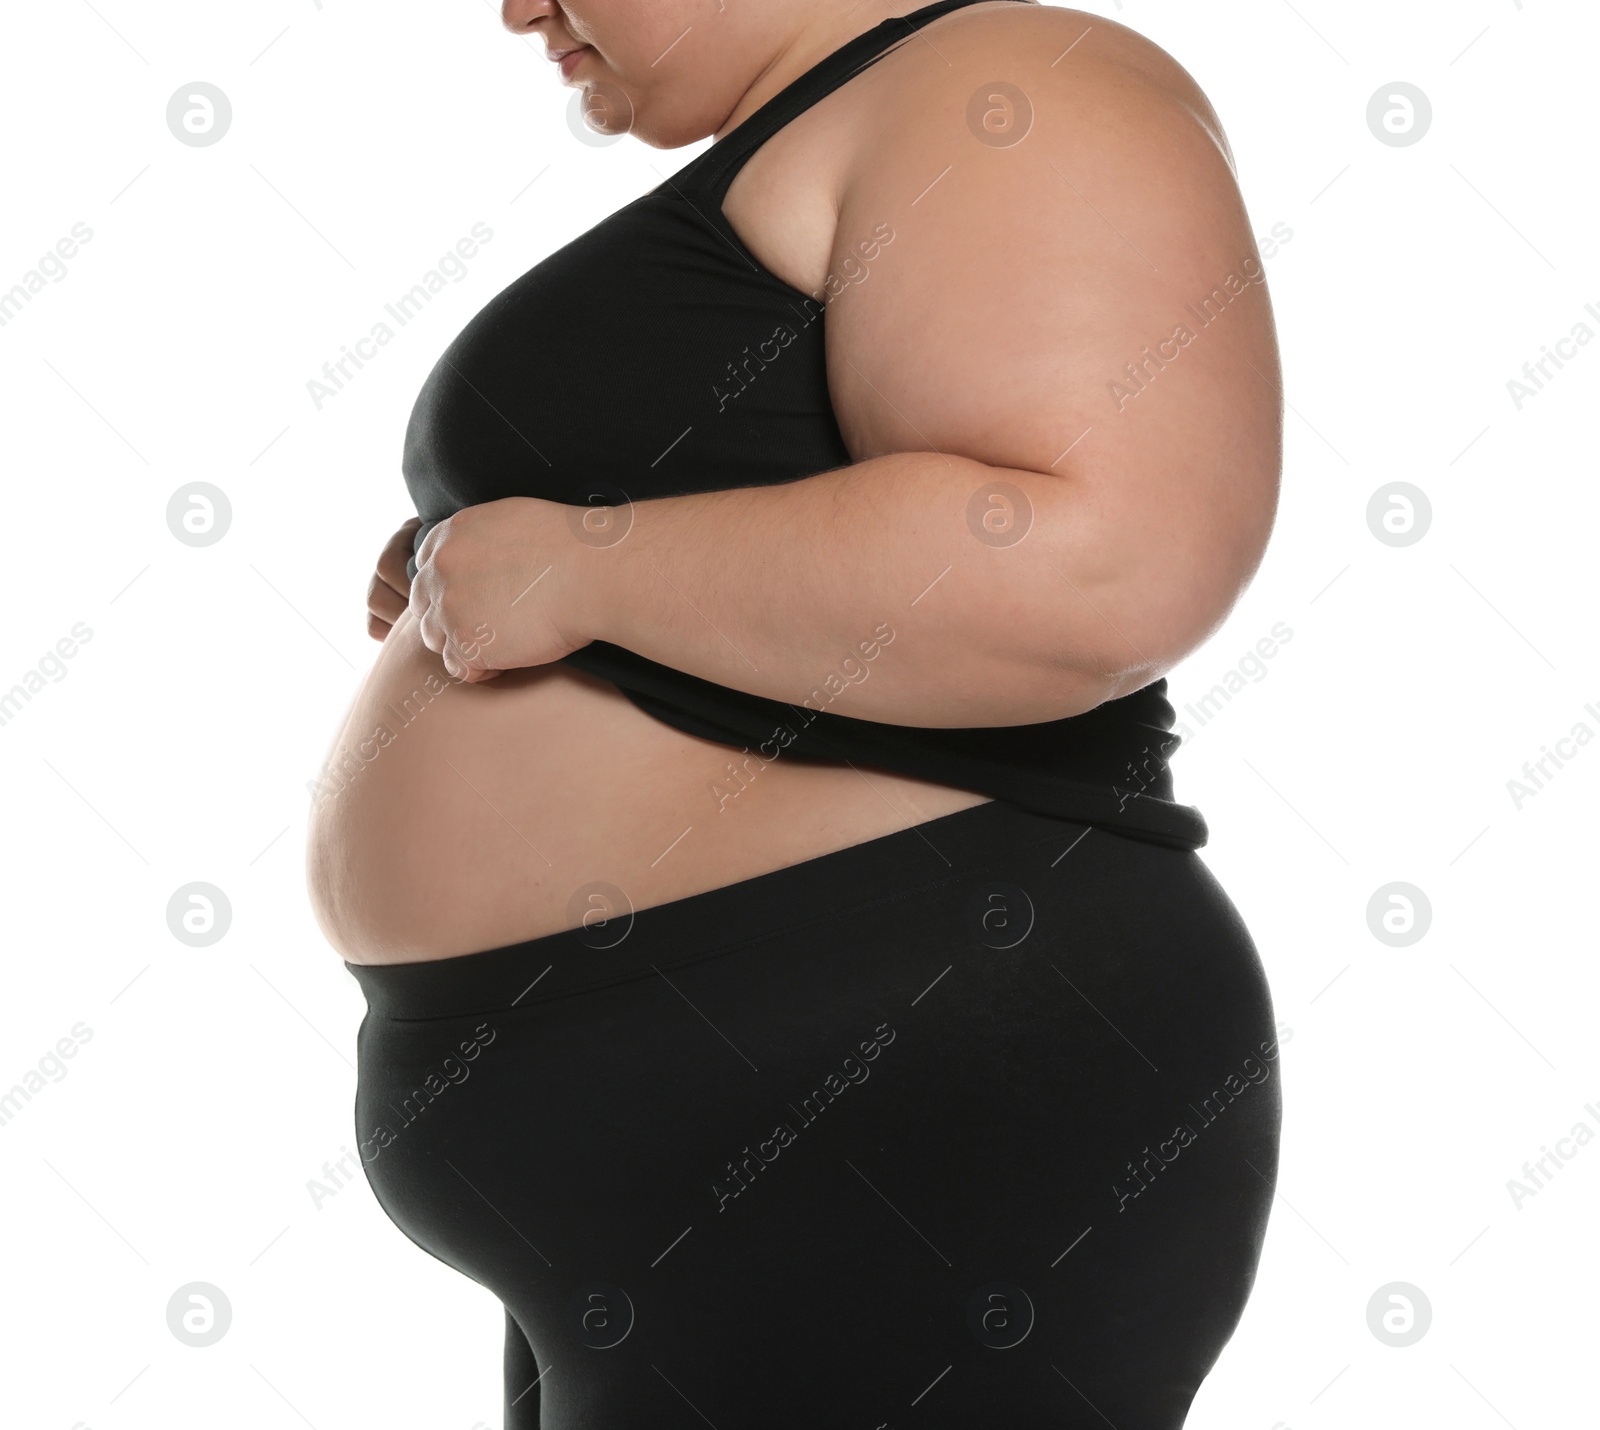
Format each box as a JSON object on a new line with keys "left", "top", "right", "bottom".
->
{"left": 501, "top": 0, "right": 552, "bottom": 36}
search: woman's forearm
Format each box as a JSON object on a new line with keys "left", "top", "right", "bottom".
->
{"left": 564, "top": 449, "right": 1134, "bottom": 728}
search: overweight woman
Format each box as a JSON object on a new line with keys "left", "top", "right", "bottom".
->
{"left": 305, "top": 1, "right": 1284, "bottom": 1424}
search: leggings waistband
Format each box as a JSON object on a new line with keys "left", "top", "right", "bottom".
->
{"left": 345, "top": 799, "right": 1098, "bottom": 1021}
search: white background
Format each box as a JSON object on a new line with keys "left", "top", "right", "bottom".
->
{"left": 1, "top": 1, "right": 1594, "bottom": 1427}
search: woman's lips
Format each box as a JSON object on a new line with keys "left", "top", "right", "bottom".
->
{"left": 557, "top": 47, "right": 590, "bottom": 79}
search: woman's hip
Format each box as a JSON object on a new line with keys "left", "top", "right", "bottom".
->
{"left": 346, "top": 798, "right": 1279, "bottom": 1425}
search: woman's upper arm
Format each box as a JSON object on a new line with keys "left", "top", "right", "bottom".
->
{"left": 826, "top": 11, "right": 1283, "bottom": 681}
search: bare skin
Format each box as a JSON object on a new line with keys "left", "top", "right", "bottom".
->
{"left": 306, "top": 0, "right": 1282, "bottom": 965}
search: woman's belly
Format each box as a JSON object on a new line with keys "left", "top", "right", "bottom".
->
{"left": 306, "top": 605, "right": 990, "bottom": 964}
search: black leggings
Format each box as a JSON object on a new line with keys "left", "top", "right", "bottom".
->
{"left": 346, "top": 798, "right": 1281, "bottom": 1428}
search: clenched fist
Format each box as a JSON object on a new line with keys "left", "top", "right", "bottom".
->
{"left": 410, "top": 498, "right": 595, "bottom": 683}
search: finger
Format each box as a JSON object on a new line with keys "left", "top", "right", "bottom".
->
{"left": 419, "top": 595, "right": 444, "bottom": 659}
{"left": 450, "top": 636, "right": 501, "bottom": 681}
{"left": 410, "top": 578, "right": 437, "bottom": 645}
{"left": 366, "top": 570, "right": 409, "bottom": 629}
{"left": 440, "top": 636, "right": 484, "bottom": 683}
{"left": 441, "top": 629, "right": 484, "bottom": 682}
{"left": 376, "top": 516, "right": 424, "bottom": 597}
{"left": 366, "top": 611, "right": 394, "bottom": 643}
{"left": 413, "top": 515, "right": 446, "bottom": 574}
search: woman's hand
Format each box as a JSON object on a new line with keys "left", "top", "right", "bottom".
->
{"left": 410, "top": 497, "right": 594, "bottom": 683}
{"left": 366, "top": 516, "right": 423, "bottom": 642}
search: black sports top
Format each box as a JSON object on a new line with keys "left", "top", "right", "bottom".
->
{"left": 400, "top": 0, "right": 1208, "bottom": 850}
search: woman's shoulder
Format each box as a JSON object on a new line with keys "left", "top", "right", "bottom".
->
{"left": 858, "top": 2, "right": 1237, "bottom": 174}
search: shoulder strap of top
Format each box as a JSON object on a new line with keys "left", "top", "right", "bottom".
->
{"left": 689, "top": 0, "right": 1033, "bottom": 202}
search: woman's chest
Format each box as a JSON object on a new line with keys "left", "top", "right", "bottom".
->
{"left": 400, "top": 193, "right": 852, "bottom": 526}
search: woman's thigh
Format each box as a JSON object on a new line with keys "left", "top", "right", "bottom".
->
{"left": 351, "top": 804, "right": 1281, "bottom": 1429}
